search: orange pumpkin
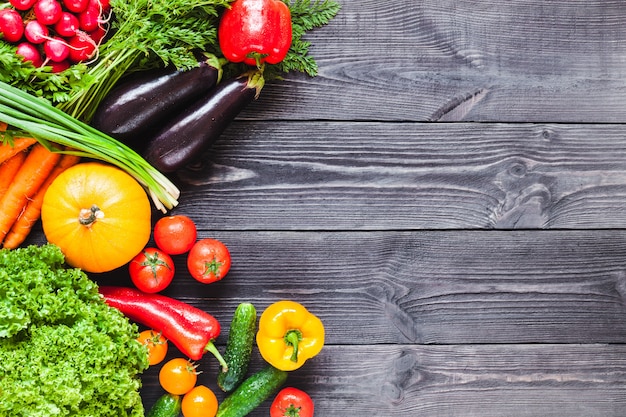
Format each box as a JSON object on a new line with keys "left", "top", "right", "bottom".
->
{"left": 41, "top": 162, "right": 152, "bottom": 273}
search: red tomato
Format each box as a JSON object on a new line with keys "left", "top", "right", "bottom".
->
{"left": 270, "top": 387, "right": 314, "bottom": 417}
{"left": 154, "top": 215, "right": 198, "bottom": 255}
{"left": 129, "top": 247, "right": 175, "bottom": 293}
{"left": 186, "top": 238, "right": 231, "bottom": 284}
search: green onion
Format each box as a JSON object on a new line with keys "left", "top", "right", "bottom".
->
{"left": 0, "top": 81, "right": 179, "bottom": 213}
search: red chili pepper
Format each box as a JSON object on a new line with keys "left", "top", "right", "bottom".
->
{"left": 98, "top": 286, "right": 228, "bottom": 370}
{"left": 218, "top": 0, "right": 292, "bottom": 66}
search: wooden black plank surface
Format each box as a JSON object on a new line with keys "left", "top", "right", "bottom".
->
{"left": 85, "top": 228, "right": 626, "bottom": 415}
{"left": 94, "top": 230, "right": 626, "bottom": 346}
{"left": 138, "top": 345, "right": 626, "bottom": 417}
{"left": 246, "top": 0, "right": 626, "bottom": 123}
{"left": 18, "top": 0, "right": 626, "bottom": 415}
{"left": 175, "top": 121, "right": 626, "bottom": 230}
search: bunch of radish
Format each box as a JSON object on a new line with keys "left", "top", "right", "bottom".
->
{"left": 0, "top": 0, "right": 109, "bottom": 71}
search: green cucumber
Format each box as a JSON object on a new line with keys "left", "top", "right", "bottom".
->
{"left": 216, "top": 366, "right": 288, "bottom": 417}
{"left": 145, "top": 393, "right": 181, "bottom": 417}
{"left": 217, "top": 302, "right": 258, "bottom": 393}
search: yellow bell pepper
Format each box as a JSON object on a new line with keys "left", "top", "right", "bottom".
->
{"left": 256, "top": 300, "right": 325, "bottom": 371}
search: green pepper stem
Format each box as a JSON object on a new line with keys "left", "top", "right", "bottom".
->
{"left": 204, "top": 341, "right": 228, "bottom": 372}
{"left": 285, "top": 330, "right": 303, "bottom": 363}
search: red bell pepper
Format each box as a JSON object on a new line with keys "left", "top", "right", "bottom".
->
{"left": 218, "top": 0, "right": 292, "bottom": 66}
{"left": 98, "top": 286, "right": 228, "bottom": 370}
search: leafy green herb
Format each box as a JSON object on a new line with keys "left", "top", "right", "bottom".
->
{"left": 281, "top": 0, "right": 342, "bottom": 76}
{"left": 0, "top": 40, "right": 94, "bottom": 103}
{"left": 0, "top": 244, "right": 149, "bottom": 417}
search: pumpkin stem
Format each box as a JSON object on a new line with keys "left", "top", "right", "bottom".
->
{"left": 79, "top": 205, "right": 104, "bottom": 226}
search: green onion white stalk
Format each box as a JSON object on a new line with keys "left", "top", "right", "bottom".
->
{"left": 0, "top": 81, "right": 179, "bottom": 213}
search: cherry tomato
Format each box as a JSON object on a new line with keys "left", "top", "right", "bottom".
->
{"left": 270, "top": 387, "right": 314, "bottom": 417}
{"left": 186, "top": 238, "right": 231, "bottom": 284}
{"left": 129, "top": 247, "right": 175, "bottom": 293}
{"left": 154, "top": 215, "right": 198, "bottom": 255}
{"left": 181, "top": 385, "right": 218, "bottom": 417}
{"left": 137, "top": 329, "right": 168, "bottom": 366}
{"left": 159, "top": 358, "right": 198, "bottom": 395}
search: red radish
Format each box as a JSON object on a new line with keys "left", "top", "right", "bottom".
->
{"left": 44, "top": 36, "right": 70, "bottom": 62}
{"left": 78, "top": 6, "right": 100, "bottom": 31}
{"left": 16, "top": 42, "right": 43, "bottom": 66}
{"left": 89, "top": 0, "right": 110, "bottom": 12}
{"left": 48, "top": 59, "right": 70, "bottom": 72}
{"left": 10, "top": 0, "right": 37, "bottom": 11}
{"left": 68, "top": 31, "right": 96, "bottom": 62}
{"left": 88, "top": 25, "right": 106, "bottom": 44}
{"left": 0, "top": 9, "right": 24, "bottom": 43}
{"left": 24, "top": 20, "right": 49, "bottom": 44}
{"left": 55, "top": 12, "right": 79, "bottom": 37}
{"left": 34, "top": 0, "right": 63, "bottom": 25}
{"left": 63, "top": 0, "right": 89, "bottom": 13}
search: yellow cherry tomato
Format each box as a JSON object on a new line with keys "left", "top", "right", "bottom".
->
{"left": 182, "top": 385, "right": 218, "bottom": 417}
{"left": 159, "top": 358, "right": 198, "bottom": 395}
{"left": 137, "top": 330, "right": 168, "bottom": 366}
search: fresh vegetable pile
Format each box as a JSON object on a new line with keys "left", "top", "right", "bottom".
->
{"left": 0, "top": 0, "right": 340, "bottom": 215}
{"left": 0, "top": 0, "right": 339, "bottom": 414}
{"left": 0, "top": 244, "right": 149, "bottom": 416}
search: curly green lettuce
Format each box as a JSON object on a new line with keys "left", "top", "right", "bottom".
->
{"left": 0, "top": 244, "right": 149, "bottom": 417}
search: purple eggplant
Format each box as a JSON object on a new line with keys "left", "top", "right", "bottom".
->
{"left": 143, "top": 71, "right": 265, "bottom": 173}
{"left": 91, "top": 57, "right": 221, "bottom": 148}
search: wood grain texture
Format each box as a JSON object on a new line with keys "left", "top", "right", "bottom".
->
{"left": 138, "top": 345, "right": 626, "bottom": 416}
{"left": 173, "top": 121, "right": 626, "bottom": 230}
{"left": 238, "top": 0, "right": 626, "bottom": 122}
{"left": 93, "top": 229, "right": 626, "bottom": 346}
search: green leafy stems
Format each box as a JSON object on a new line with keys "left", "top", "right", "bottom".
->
{"left": 0, "top": 81, "right": 179, "bottom": 213}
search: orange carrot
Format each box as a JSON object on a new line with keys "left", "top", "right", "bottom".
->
{"left": 0, "top": 150, "right": 27, "bottom": 201}
{"left": 3, "top": 153, "right": 81, "bottom": 249}
{"left": 0, "top": 122, "right": 7, "bottom": 132}
{"left": 0, "top": 137, "right": 37, "bottom": 165}
{"left": 0, "top": 143, "right": 61, "bottom": 245}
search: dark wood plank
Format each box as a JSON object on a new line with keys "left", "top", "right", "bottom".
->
{"left": 139, "top": 345, "right": 626, "bottom": 416}
{"left": 93, "top": 227, "right": 626, "bottom": 415}
{"left": 241, "top": 0, "right": 626, "bottom": 123}
{"left": 173, "top": 121, "right": 626, "bottom": 230}
{"left": 91, "top": 229, "right": 626, "bottom": 347}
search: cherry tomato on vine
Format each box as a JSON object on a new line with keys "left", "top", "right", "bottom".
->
{"left": 270, "top": 387, "right": 315, "bottom": 417}
{"left": 159, "top": 358, "right": 198, "bottom": 395}
{"left": 187, "top": 238, "right": 231, "bottom": 284}
{"left": 137, "top": 329, "right": 168, "bottom": 365}
{"left": 129, "top": 247, "right": 175, "bottom": 293}
{"left": 154, "top": 215, "right": 198, "bottom": 255}
{"left": 181, "top": 385, "right": 218, "bottom": 417}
